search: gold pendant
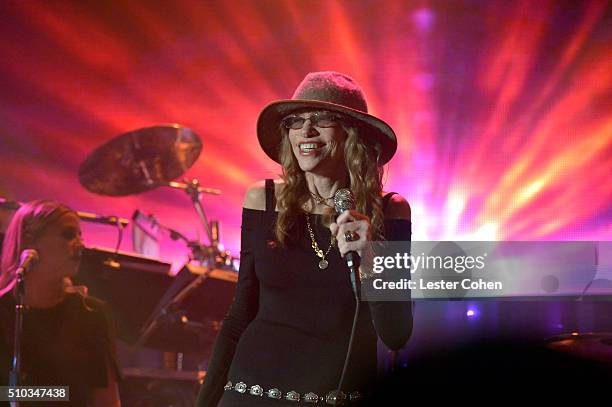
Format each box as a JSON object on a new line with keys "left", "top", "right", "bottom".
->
{"left": 318, "top": 259, "right": 329, "bottom": 270}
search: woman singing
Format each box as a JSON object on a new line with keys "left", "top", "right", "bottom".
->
{"left": 0, "top": 200, "right": 121, "bottom": 406}
{"left": 197, "top": 71, "right": 412, "bottom": 406}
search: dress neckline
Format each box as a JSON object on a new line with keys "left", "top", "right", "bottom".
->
{"left": 242, "top": 207, "right": 411, "bottom": 223}
{"left": 242, "top": 207, "right": 327, "bottom": 216}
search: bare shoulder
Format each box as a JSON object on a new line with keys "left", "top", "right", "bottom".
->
{"left": 243, "top": 179, "right": 284, "bottom": 210}
{"left": 243, "top": 181, "right": 266, "bottom": 210}
{"left": 382, "top": 192, "right": 411, "bottom": 220}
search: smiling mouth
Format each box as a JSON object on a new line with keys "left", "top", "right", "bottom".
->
{"left": 299, "top": 143, "right": 324, "bottom": 153}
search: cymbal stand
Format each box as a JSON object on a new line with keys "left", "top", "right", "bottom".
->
{"left": 182, "top": 178, "right": 214, "bottom": 247}
{"left": 156, "top": 223, "right": 215, "bottom": 266}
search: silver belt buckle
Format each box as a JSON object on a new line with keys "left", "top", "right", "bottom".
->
{"left": 249, "top": 385, "right": 264, "bottom": 396}
{"left": 304, "top": 392, "right": 320, "bottom": 403}
{"left": 266, "top": 388, "right": 282, "bottom": 399}
{"left": 285, "top": 390, "right": 300, "bottom": 402}
{"left": 234, "top": 382, "right": 248, "bottom": 393}
{"left": 325, "top": 390, "right": 346, "bottom": 405}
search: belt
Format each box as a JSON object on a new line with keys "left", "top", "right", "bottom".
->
{"left": 224, "top": 380, "right": 363, "bottom": 405}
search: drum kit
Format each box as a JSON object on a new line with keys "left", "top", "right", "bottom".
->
{"left": 78, "top": 122, "right": 243, "bottom": 346}
{"left": 77, "top": 123, "right": 233, "bottom": 270}
{"left": 77, "top": 124, "right": 240, "bottom": 367}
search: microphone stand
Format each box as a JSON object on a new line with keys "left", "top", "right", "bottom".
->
{"left": 9, "top": 265, "right": 31, "bottom": 406}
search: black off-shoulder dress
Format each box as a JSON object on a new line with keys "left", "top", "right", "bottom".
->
{"left": 197, "top": 180, "right": 412, "bottom": 406}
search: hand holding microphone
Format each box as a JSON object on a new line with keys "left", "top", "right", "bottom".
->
{"left": 330, "top": 189, "right": 371, "bottom": 260}
{"left": 330, "top": 189, "right": 372, "bottom": 297}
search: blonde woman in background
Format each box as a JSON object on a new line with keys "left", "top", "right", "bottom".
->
{"left": 0, "top": 200, "right": 121, "bottom": 407}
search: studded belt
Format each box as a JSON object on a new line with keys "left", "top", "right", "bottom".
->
{"left": 224, "top": 380, "right": 363, "bottom": 405}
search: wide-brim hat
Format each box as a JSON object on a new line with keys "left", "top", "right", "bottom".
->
{"left": 257, "top": 71, "right": 397, "bottom": 166}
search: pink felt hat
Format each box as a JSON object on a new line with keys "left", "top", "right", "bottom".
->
{"left": 257, "top": 71, "right": 397, "bottom": 165}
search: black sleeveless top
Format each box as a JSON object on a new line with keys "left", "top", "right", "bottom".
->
{"left": 0, "top": 293, "right": 120, "bottom": 407}
{"left": 197, "top": 181, "right": 412, "bottom": 406}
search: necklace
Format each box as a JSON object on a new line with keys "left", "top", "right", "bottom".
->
{"left": 308, "top": 191, "right": 335, "bottom": 209}
{"left": 305, "top": 213, "right": 336, "bottom": 269}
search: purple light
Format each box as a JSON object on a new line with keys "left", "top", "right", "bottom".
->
{"left": 466, "top": 309, "right": 476, "bottom": 318}
{"left": 412, "top": 8, "right": 436, "bottom": 33}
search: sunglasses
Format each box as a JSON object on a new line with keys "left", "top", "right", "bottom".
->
{"left": 281, "top": 111, "right": 344, "bottom": 130}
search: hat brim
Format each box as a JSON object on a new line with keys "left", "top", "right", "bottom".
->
{"left": 257, "top": 99, "right": 397, "bottom": 166}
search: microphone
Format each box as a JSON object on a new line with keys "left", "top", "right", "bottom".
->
{"left": 16, "top": 249, "right": 39, "bottom": 277}
{"left": 334, "top": 189, "right": 361, "bottom": 298}
{"left": 77, "top": 211, "right": 129, "bottom": 227}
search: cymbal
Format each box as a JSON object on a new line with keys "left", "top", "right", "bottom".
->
{"left": 79, "top": 124, "right": 202, "bottom": 196}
